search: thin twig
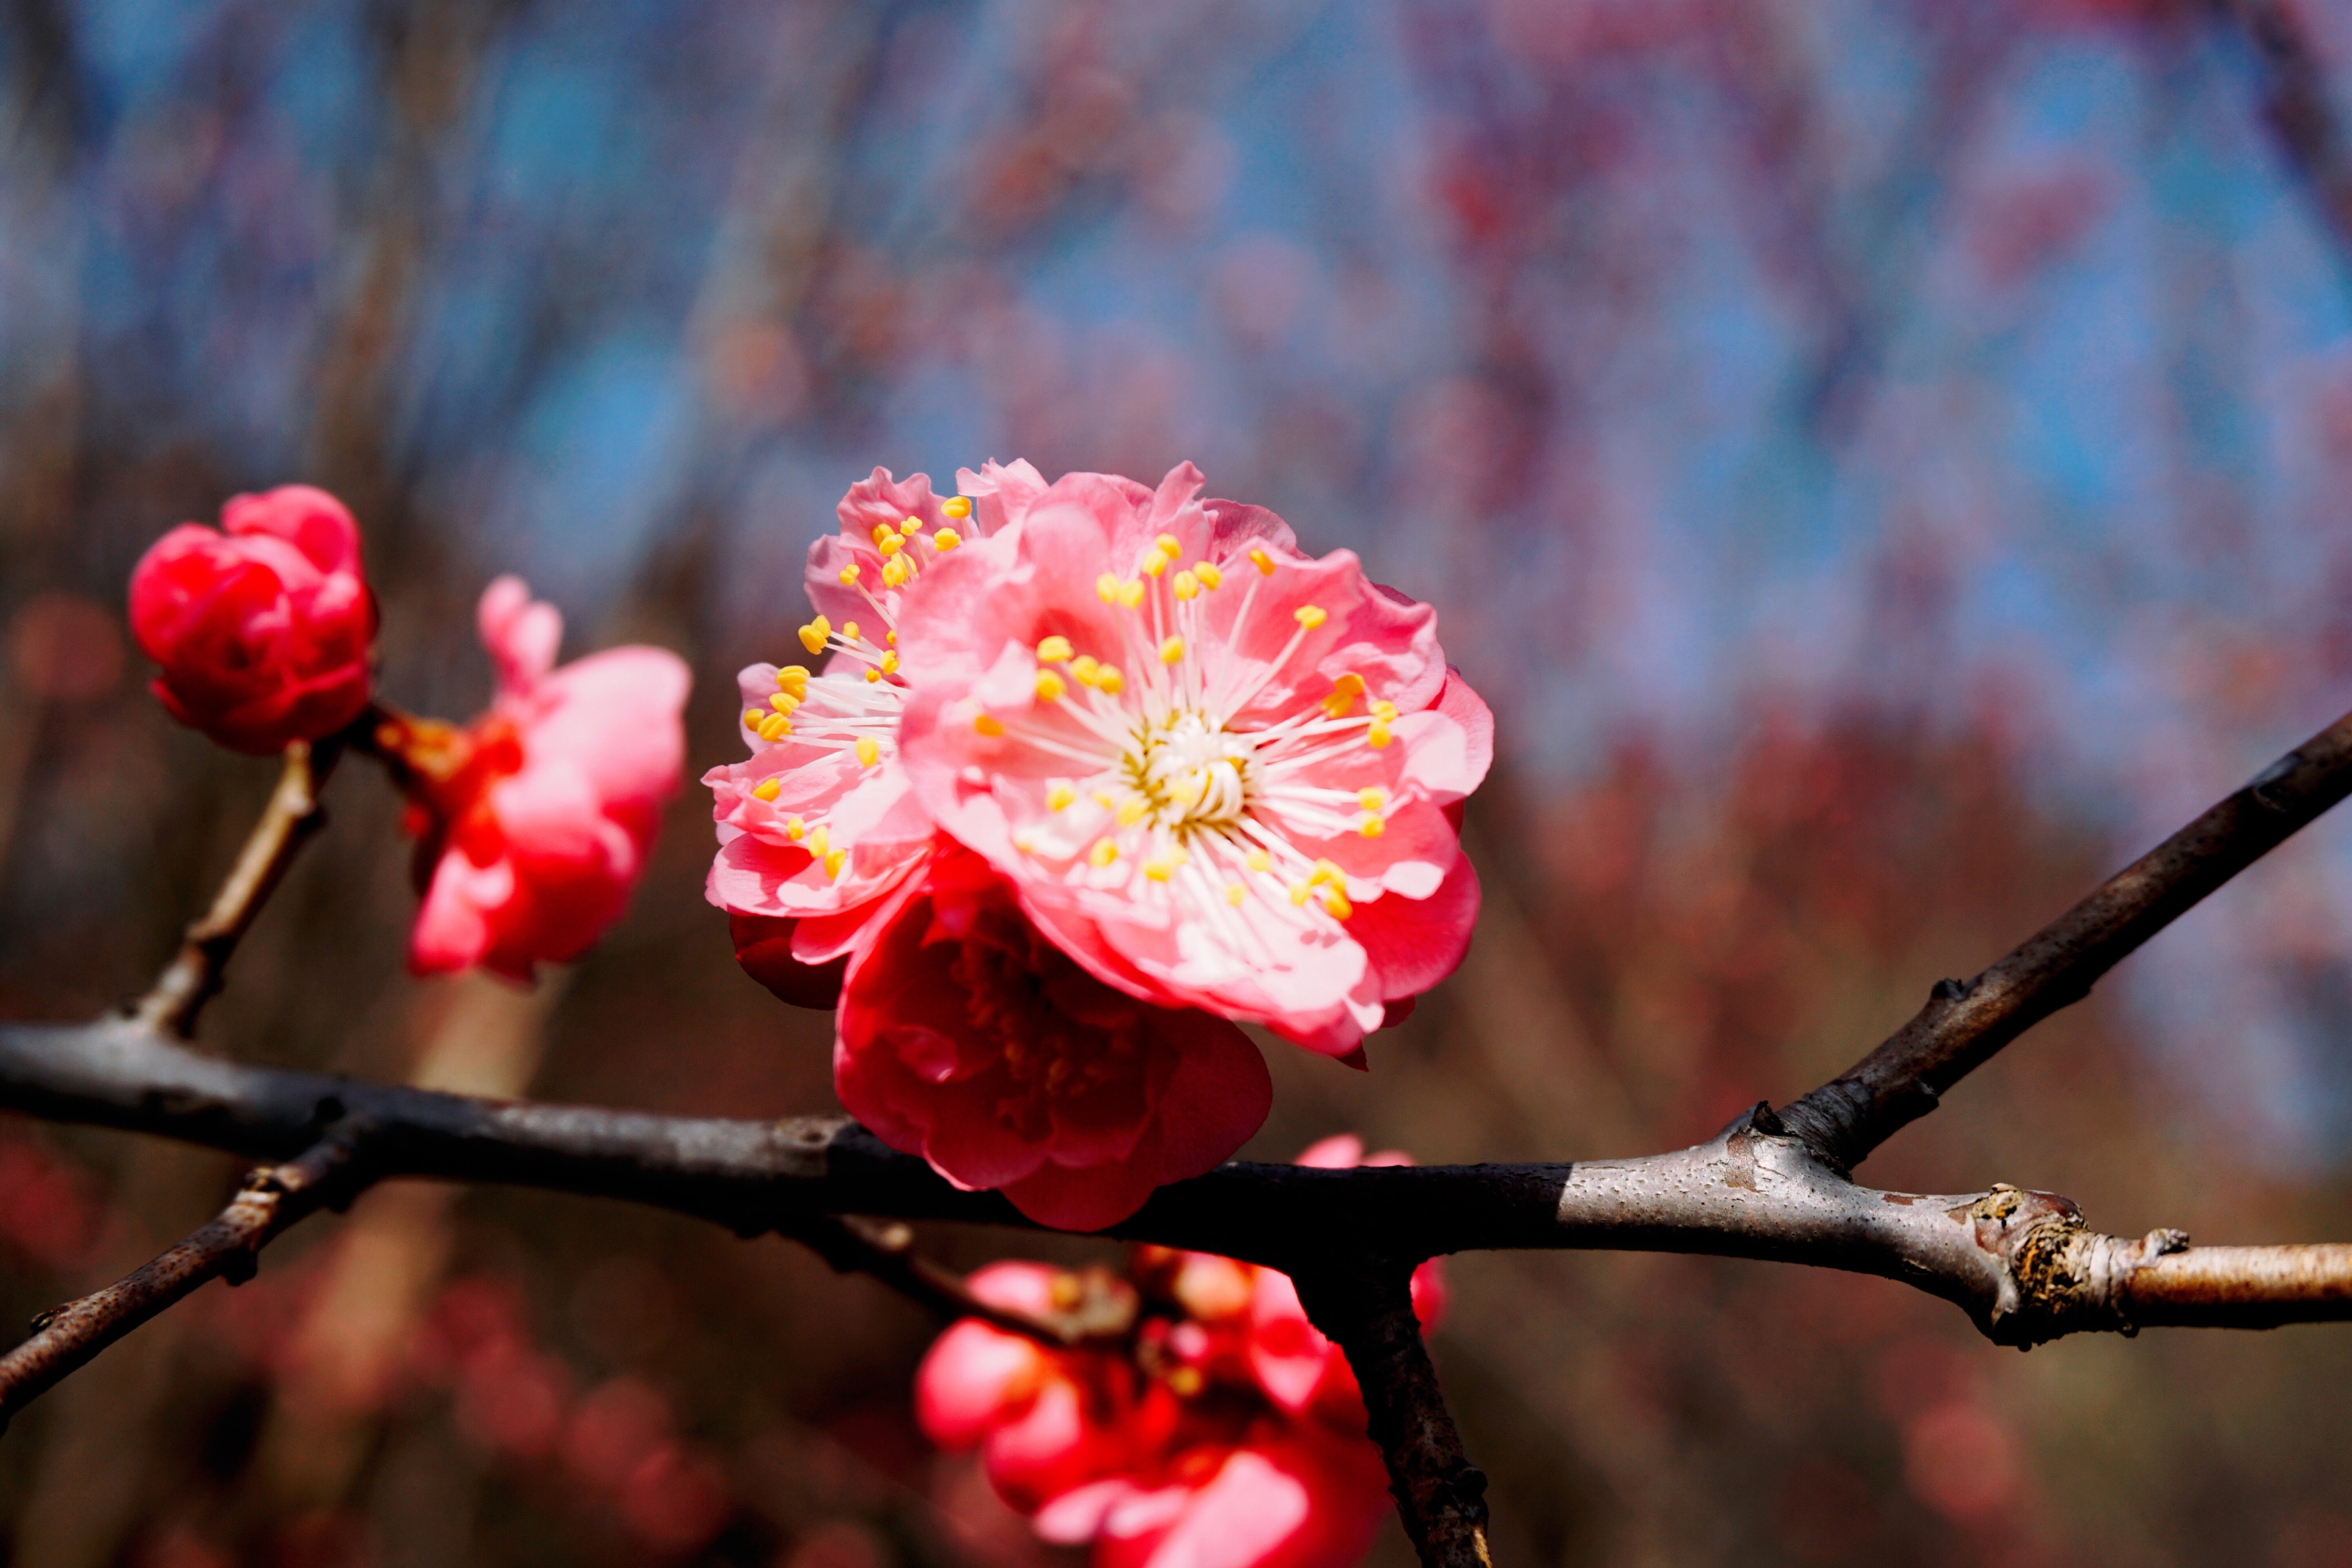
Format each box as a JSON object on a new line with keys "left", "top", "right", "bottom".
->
{"left": 134, "top": 740, "right": 340, "bottom": 1038}
{"left": 0, "top": 1129, "right": 369, "bottom": 1430}
{"left": 787, "top": 1214, "right": 1091, "bottom": 1348}
{"left": 1777, "top": 703, "right": 2352, "bottom": 1169}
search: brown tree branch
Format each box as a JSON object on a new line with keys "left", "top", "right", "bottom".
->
{"left": 134, "top": 740, "right": 340, "bottom": 1038}
{"left": 1776, "top": 703, "right": 2352, "bottom": 1169}
{"left": 0, "top": 1129, "right": 369, "bottom": 1431}
{"left": 786, "top": 1214, "right": 1094, "bottom": 1348}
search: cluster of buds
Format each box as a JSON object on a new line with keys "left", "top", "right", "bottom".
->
{"left": 919, "top": 1138, "right": 1445, "bottom": 1568}
{"left": 126, "top": 488, "right": 690, "bottom": 981}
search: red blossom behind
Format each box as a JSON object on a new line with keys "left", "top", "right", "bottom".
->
{"left": 918, "top": 1142, "right": 1448, "bottom": 1568}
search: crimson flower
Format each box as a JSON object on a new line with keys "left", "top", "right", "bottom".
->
{"left": 836, "top": 844, "right": 1270, "bottom": 1230}
{"left": 127, "top": 485, "right": 377, "bottom": 754}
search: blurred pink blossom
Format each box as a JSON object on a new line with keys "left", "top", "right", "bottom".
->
{"left": 402, "top": 576, "right": 689, "bottom": 981}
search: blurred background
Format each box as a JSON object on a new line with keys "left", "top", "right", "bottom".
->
{"left": 4, "top": 0, "right": 2352, "bottom": 1563}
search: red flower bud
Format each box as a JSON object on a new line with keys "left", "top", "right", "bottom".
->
{"left": 127, "top": 486, "right": 377, "bottom": 754}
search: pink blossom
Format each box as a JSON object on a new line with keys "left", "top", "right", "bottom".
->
{"left": 835, "top": 844, "right": 1270, "bottom": 1230}
{"left": 703, "top": 462, "right": 1048, "bottom": 981}
{"left": 1037, "top": 1433, "right": 1390, "bottom": 1568}
{"left": 894, "top": 462, "right": 1491, "bottom": 1055}
{"left": 127, "top": 485, "right": 377, "bottom": 754}
{"left": 402, "top": 576, "right": 690, "bottom": 981}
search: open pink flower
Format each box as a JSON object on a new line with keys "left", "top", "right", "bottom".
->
{"left": 1038, "top": 1432, "right": 1391, "bottom": 1568}
{"left": 895, "top": 462, "right": 1492, "bottom": 1055}
{"left": 836, "top": 844, "right": 1270, "bottom": 1230}
{"left": 127, "top": 485, "right": 377, "bottom": 754}
{"left": 401, "top": 576, "right": 690, "bottom": 981}
{"left": 704, "top": 462, "right": 1048, "bottom": 992}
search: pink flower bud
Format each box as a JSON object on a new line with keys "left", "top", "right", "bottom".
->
{"left": 126, "top": 485, "right": 377, "bottom": 754}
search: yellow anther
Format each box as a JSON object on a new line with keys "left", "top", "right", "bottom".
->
{"left": 1119, "top": 580, "right": 1146, "bottom": 609}
{"left": 843, "top": 621, "right": 861, "bottom": 642}
{"left": 1360, "top": 816, "right": 1385, "bottom": 838}
{"left": 1195, "top": 561, "right": 1222, "bottom": 591}
{"left": 1159, "top": 635, "right": 1185, "bottom": 664}
{"left": 1246, "top": 849, "right": 1272, "bottom": 873}
{"left": 1250, "top": 548, "right": 1275, "bottom": 576}
{"left": 1320, "top": 888, "right": 1353, "bottom": 919}
{"left": 777, "top": 664, "right": 809, "bottom": 692}
{"left": 1089, "top": 838, "right": 1119, "bottom": 868}
{"left": 743, "top": 707, "right": 764, "bottom": 728}
{"left": 752, "top": 778, "right": 783, "bottom": 802}
{"left": 1368, "top": 723, "right": 1392, "bottom": 749}
{"left": 1071, "top": 654, "right": 1101, "bottom": 686}
{"left": 1096, "top": 664, "right": 1125, "bottom": 695}
{"left": 758, "top": 713, "right": 792, "bottom": 742}
{"left": 878, "top": 533, "right": 904, "bottom": 558}
{"left": 798, "top": 616, "right": 832, "bottom": 654}
{"left": 838, "top": 563, "right": 860, "bottom": 585}
{"left": 864, "top": 667, "right": 883, "bottom": 684}
{"left": 856, "top": 737, "right": 881, "bottom": 767}
{"left": 942, "top": 496, "right": 972, "bottom": 520}
{"left": 886, "top": 630, "right": 897, "bottom": 645}
{"left": 1097, "top": 573, "right": 1122, "bottom": 603}
{"left": 1143, "top": 856, "right": 1177, "bottom": 883}
{"left": 785, "top": 816, "right": 805, "bottom": 841}
{"left": 974, "top": 713, "right": 1005, "bottom": 737}
{"left": 1289, "top": 881, "right": 1312, "bottom": 907}
{"left": 1173, "top": 570, "right": 1200, "bottom": 600}
{"left": 769, "top": 693, "right": 798, "bottom": 714}
{"left": 824, "top": 849, "right": 847, "bottom": 880}
{"left": 1092, "top": 790, "right": 1116, "bottom": 809}
{"left": 1373, "top": 700, "right": 1399, "bottom": 723}
{"left": 1142, "top": 547, "right": 1170, "bottom": 578}
{"left": 1116, "top": 796, "right": 1148, "bottom": 828}
{"left": 882, "top": 556, "right": 908, "bottom": 588}
{"left": 1035, "top": 669, "right": 1068, "bottom": 703}
{"left": 807, "top": 825, "right": 829, "bottom": 857}
{"left": 1294, "top": 605, "right": 1327, "bottom": 629}
{"left": 1169, "top": 1365, "right": 1205, "bottom": 1397}
{"left": 1320, "top": 672, "right": 1365, "bottom": 719}
{"left": 881, "top": 651, "right": 899, "bottom": 674}
{"left": 900, "top": 516, "right": 922, "bottom": 536}
{"left": 1048, "top": 783, "right": 1077, "bottom": 812}
{"left": 1358, "top": 787, "right": 1387, "bottom": 810}
{"left": 1156, "top": 532, "right": 1182, "bottom": 555}
{"left": 1225, "top": 883, "right": 1246, "bottom": 907}
{"left": 1037, "top": 635, "right": 1074, "bottom": 663}
{"left": 1309, "top": 860, "right": 1345, "bottom": 888}
{"left": 931, "top": 528, "right": 961, "bottom": 551}
{"left": 871, "top": 523, "right": 894, "bottom": 545}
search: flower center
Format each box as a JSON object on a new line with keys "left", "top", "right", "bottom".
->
{"left": 1126, "top": 711, "right": 1257, "bottom": 836}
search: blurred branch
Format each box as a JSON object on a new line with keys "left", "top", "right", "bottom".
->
{"left": 2216, "top": 0, "right": 2352, "bottom": 265}
{"left": 134, "top": 740, "right": 340, "bottom": 1038}
{"left": 0, "top": 1129, "right": 368, "bottom": 1431}
{"left": 1776, "top": 702, "right": 2352, "bottom": 1170}
{"left": 1294, "top": 1265, "right": 1490, "bottom": 1568}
